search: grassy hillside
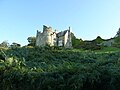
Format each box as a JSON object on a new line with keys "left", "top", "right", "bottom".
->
{"left": 0, "top": 46, "right": 120, "bottom": 90}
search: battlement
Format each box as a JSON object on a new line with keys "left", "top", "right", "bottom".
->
{"left": 43, "top": 25, "right": 53, "bottom": 33}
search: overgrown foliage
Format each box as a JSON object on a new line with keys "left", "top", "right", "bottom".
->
{"left": 72, "top": 34, "right": 104, "bottom": 50}
{"left": 113, "top": 37, "right": 120, "bottom": 48}
{"left": 0, "top": 46, "right": 120, "bottom": 90}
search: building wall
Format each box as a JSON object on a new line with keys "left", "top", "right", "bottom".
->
{"left": 64, "top": 31, "right": 69, "bottom": 47}
{"left": 36, "top": 25, "right": 72, "bottom": 48}
{"left": 52, "top": 33, "right": 56, "bottom": 46}
{"left": 64, "top": 30, "right": 72, "bottom": 48}
{"left": 102, "top": 39, "right": 115, "bottom": 46}
{"left": 36, "top": 26, "right": 54, "bottom": 46}
{"left": 36, "top": 31, "right": 44, "bottom": 46}
{"left": 58, "top": 36, "right": 64, "bottom": 46}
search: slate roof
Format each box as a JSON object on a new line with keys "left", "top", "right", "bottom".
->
{"left": 56, "top": 30, "right": 68, "bottom": 37}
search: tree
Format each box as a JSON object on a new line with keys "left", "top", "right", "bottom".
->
{"left": 93, "top": 36, "right": 104, "bottom": 44}
{"left": 113, "top": 37, "right": 120, "bottom": 48}
{"left": 115, "top": 28, "right": 120, "bottom": 37}
{"left": 10, "top": 42, "right": 21, "bottom": 48}
{"left": 27, "top": 37, "right": 36, "bottom": 46}
{"left": 0, "top": 41, "right": 9, "bottom": 48}
{"left": 71, "top": 33, "right": 83, "bottom": 48}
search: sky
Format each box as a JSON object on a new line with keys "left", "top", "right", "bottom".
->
{"left": 0, "top": 0, "right": 120, "bottom": 45}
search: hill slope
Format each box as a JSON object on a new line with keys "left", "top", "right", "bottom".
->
{"left": 0, "top": 47, "right": 120, "bottom": 90}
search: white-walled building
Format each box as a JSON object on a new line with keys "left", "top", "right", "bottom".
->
{"left": 36, "top": 25, "right": 72, "bottom": 48}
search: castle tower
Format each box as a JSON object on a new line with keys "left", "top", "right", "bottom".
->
{"left": 43, "top": 25, "right": 54, "bottom": 46}
{"left": 36, "top": 30, "right": 42, "bottom": 46}
{"left": 36, "top": 25, "right": 55, "bottom": 46}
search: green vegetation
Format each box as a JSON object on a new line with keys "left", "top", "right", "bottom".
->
{"left": 0, "top": 30, "right": 120, "bottom": 90}
{"left": 113, "top": 37, "right": 120, "bottom": 48}
{"left": 27, "top": 36, "right": 36, "bottom": 46}
{"left": 0, "top": 46, "right": 120, "bottom": 90}
{"left": 72, "top": 35, "right": 104, "bottom": 50}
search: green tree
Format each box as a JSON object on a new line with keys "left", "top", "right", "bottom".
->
{"left": 0, "top": 41, "right": 9, "bottom": 48}
{"left": 71, "top": 33, "right": 82, "bottom": 48}
{"left": 93, "top": 36, "right": 104, "bottom": 44}
{"left": 27, "top": 37, "right": 36, "bottom": 46}
{"left": 113, "top": 37, "right": 120, "bottom": 48}
{"left": 115, "top": 28, "right": 120, "bottom": 37}
{"left": 10, "top": 42, "right": 21, "bottom": 48}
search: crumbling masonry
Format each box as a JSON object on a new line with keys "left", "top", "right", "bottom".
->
{"left": 36, "top": 25, "right": 72, "bottom": 48}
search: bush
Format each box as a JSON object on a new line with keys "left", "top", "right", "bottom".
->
{"left": 0, "top": 47, "right": 120, "bottom": 90}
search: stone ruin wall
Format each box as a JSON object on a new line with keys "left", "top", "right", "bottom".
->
{"left": 36, "top": 26, "right": 55, "bottom": 46}
{"left": 36, "top": 25, "right": 72, "bottom": 48}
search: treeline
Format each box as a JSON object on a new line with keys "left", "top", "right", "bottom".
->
{"left": 71, "top": 28, "right": 120, "bottom": 50}
{"left": 71, "top": 33, "right": 120, "bottom": 50}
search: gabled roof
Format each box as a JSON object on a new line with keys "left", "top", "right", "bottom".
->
{"left": 56, "top": 30, "right": 68, "bottom": 37}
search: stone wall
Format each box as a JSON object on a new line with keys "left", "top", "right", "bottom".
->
{"left": 36, "top": 25, "right": 72, "bottom": 48}
{"left": 36, "top": 26, "right": 55, "bottom": 46}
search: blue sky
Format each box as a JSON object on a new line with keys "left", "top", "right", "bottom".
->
{"left": 0, "top": 0, "right": 120, "bottom": 45}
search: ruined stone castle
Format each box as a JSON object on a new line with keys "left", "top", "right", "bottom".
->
{"left": 36, "top": 25, "right": 72, "bottom": 48}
